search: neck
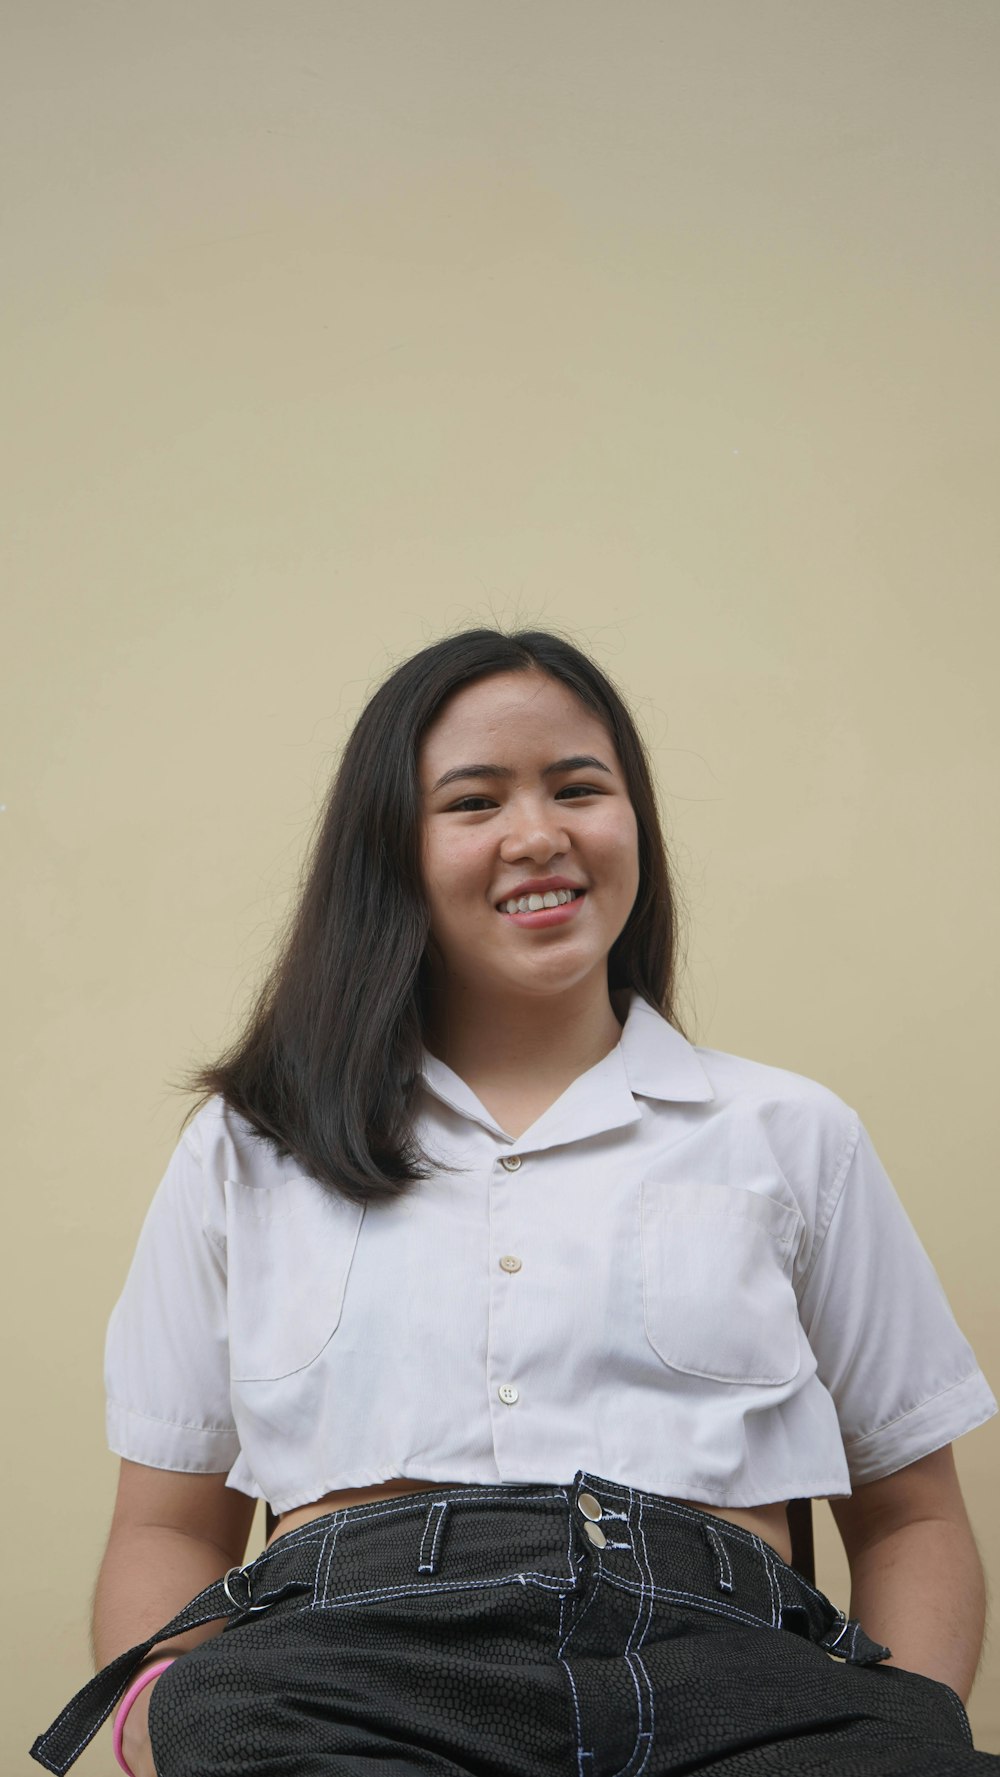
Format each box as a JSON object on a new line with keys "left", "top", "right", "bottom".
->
{"left": 424, "top": 975, "right": 626, "bottom": 1091}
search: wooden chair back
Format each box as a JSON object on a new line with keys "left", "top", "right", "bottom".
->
{"left": 787, "top": 1497, "right": 815, "bottom": 1584}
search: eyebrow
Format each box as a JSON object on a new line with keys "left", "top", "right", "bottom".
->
{"left": 430, "top": 754, "right": 614, "bottom": 794}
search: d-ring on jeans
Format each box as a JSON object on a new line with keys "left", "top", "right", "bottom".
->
{"left": 31, "top": 1472, "right": 996, "bottom": 1775}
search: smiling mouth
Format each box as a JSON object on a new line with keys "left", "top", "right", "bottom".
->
{"left": 496, "top": 888, "right": 586, "bottom": 915}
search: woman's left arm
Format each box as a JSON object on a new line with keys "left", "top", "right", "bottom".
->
{"left": 829, "top": 1444, "right": 986, "bottom": 1701}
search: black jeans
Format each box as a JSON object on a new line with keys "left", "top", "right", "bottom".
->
{"left": 32, "top": 1472, "right": 995, "bottom": 1775}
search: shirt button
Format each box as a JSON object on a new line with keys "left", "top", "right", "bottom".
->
{"left": 499, "top": 1255, "right": 522, "bottom": 1273}
{"left": 498, "top": 1383, "right": 519, "bottom": 1405}
{"left": 500, "top": 1155, "right": 522, "bottom": 1172}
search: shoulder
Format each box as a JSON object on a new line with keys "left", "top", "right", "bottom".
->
{"left": 694, "top": 1043, "right": 853, "bottom": 1120}
{"left": 180, "top": 1094, "right": 296, "bottom": 1190}
{"left": 689, "top": 1042, "right": 862, "bottom": 1200}
{"left": 626, "top": 997, "right": 861, "bottom": 1193}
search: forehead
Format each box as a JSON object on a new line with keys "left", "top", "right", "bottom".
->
{"left": 419, "top": 671, "right": 615, "bottom": 774}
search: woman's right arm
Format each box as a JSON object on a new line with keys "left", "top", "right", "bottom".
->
{"left": 93, "top": 1458, "right": 256, "bottom": 1777}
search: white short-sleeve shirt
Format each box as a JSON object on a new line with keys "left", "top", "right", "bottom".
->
{"left": 105, "top": 993, "right": 996, "bottom": 1514}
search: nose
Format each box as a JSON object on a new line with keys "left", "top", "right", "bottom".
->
{"left": 498, "top": 797, "right": 571, "bottom": 866}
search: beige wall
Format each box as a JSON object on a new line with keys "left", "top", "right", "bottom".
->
{"left": 5, "top": 2, "right": 999, "bottom": 1763}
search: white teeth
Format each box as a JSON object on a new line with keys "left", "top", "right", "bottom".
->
{"left": 497, "top": 888, "right": 582, "bottom": 914}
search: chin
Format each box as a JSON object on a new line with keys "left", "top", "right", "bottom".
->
{"left": 510, "top": 957, "right": 607, "bottom": 996}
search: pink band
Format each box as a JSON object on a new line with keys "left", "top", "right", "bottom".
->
{"left": 112, "top": 1658, "right": 177, "bottom": 1776}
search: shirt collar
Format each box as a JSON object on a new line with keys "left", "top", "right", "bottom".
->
{"left": 617, "top": 991, "right": 715, "bottom": 1104}
{"left": 417, "top": 991, "right": 714, "bottom": 1151}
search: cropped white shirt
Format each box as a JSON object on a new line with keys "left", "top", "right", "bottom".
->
{"left": 105, "top": 993, "right": 996, "bottom": 1514}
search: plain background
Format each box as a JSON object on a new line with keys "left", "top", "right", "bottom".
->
{"left": 4, "top": 2, "right": 998, "bottom": 1764}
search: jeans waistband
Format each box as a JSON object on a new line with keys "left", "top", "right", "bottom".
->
{"left": 30, "top": 1472, "right": 889, "bottom": 1776}
{"left": 258, "top": 1474, "right": 879, "bottom": 1653}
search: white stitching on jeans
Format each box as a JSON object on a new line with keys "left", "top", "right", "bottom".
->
{"left": 595, "top": 1489, "right": 816, "bottom": 1574}
{"left": 311, "top": 1570, "right": 572, "bottom": 1612}
{"left": 559, "top": 1614, "right": 590, "bottom": 1777}
{"left": 417, "top": 1501, "right": 450, "bottom": 1575}
{"left": 634, "top": 1496, "right": 654, "bottom": 1656}
{"left": 557, "top": 1566, "right": 601, "bottom": 1655}
{"left": 754, "top": 1535, "right": 779, "bottom": 1629}
{"left": 261, "top": 1487, "right": 568, "bottom": 1556}
{"left": 558, "top": 1592, "right": 591, "bottom": 1777}
{"left": 613, "top": 1488, "right": 647, "bottom": 1777}
{"left": 703, "top": 1524, "right": 734, "bottom": 1593}
{"left": 317, "top": 1516, "right": 344, "bottom": 1607}
{"left": 563, "top": 1501, "right": 577, "bottom": 1578}
{"left": 259, "top": 1487, "right": 574, "bottom": 1583}
{"left": 622, "top": 1491, "right": 654, "bottom": 1777}
{"left": 595, "top": 1570, "right": 770, "bottom": 1628}
{"left": 311, "top": 1527, "right": 332, "bottom": 1609}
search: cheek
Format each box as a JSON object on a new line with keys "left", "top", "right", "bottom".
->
{"left": 422, "top": 834, "right": 491, "bottom": 913}
{"left": 601, "top": 808, "right": 640, "bottom": 884}
{"left": 609, "top": 833, "right": 641, "bottom": 926}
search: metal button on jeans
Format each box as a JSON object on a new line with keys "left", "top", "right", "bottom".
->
{"left": 500, "top": 1155, "right": 522, "bottom": 1172}
{"left": 578, "top": 1492, "right": 603, "bottom": 1521}
{"left": 583, "top": 1521, "right": 607, "bottom": 1548}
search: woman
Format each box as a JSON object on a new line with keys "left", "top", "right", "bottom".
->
{"left": 33, "top": 628, "right": 997, "bottom": 1774}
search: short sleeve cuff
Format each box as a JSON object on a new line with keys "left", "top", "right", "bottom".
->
{"left": 843, "top": 1369, "right": 998, "bottom": 1485}
{"left": 107, "top": 1397, "right": 242, "bottom": 1473}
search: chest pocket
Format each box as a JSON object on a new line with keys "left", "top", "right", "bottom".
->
{"left": 227, "top": 1177, "right": 365, "bottom": 1381}
{"left": 640, "top": 1179, "right": 802, "bottom": 1385}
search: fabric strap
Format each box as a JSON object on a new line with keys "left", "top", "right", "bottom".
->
{"left": 30, "top": 1563, "right": 312, "bottom": 1775}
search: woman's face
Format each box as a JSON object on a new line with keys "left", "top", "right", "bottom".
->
{"left": 419, "top": 670, "right": 640, "bottom": 1004}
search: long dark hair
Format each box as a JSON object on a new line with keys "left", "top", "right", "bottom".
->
{"left": 180, "top": 628, "right": 687, "bottom": 1202}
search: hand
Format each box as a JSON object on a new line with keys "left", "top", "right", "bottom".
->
{"left": 120, "top": 1678, "right": 160, "bottom": 1777}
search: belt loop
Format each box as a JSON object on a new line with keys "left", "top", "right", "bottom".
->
{"left": 314, "top": 1517, "right": 343, "bottom": 1607}
{"left": 417, "top": 1499, "right": 450, "bottom": 1575}
{"left": 702, "top": 1522, "right": 734, "bottom": 1593}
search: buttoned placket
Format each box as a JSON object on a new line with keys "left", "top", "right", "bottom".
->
{"left": 416, "top": 1001, "right": 717, "bottom": 1482}
{"left": 487, "top": 1148, "right": 529, "bottom": 1447}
